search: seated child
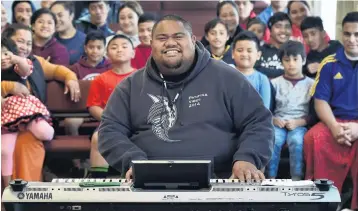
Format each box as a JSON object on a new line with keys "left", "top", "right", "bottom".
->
{"left": 69, "top": 31, "right": 111, "bottom": 81}
{"left": 301, "top": 16, "right": 342, "bottom": 78}
{"left": 232, "top": 31, "right": 271, "bottom": 109}
{"left": 131, "top": 13, "right": 157, "bottom": 69}
{"left": 87, "top": 34, "right": 136, "bottom": 178}
{"left": 204, "top": 18, "right": 235, "bottom": 66}
{"left": 267, "top": 40, "right": 314, "bottom": 180}
{"left": 1, "top": 37, "right": 54, "bottom": 186}
{"left": 66, "top": 31, "right": 112, "bottom": 137}
{"left": 247, "top": 18, "right": 267, "bottom": 46}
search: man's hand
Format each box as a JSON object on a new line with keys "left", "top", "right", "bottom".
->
{"left": 64, "top": 80, "right": 81, "bottom": 102}
{"left": 125, "top": 167, "right": 133, "bottom": 180}
{"left": 307, "top": 62, "right": 320, "bottom": 74}
{"left": 10, "top": 82, "right": 30, "bottom": 97}
{"left": 273, "top": 117, "right": 286, "bottom": 128}
{"left": 230, "top": 161, "right": 265, "bottom": 181}
{"left": 340, "top": 122, "right": 358, "bottom": 142}
{"left": 330, "top": 123, "right": 351, "bottom": 147}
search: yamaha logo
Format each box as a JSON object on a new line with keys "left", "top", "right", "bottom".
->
{"left": 163, "top": 194, "right": 179, "bottom": 200}
{"left": 17, "top": 193, "right": 25, "bottom": 200}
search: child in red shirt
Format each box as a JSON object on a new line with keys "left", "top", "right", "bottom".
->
{"left": 131, "top": 13, "right": 157, "bottom": 69}
{"left": 87, "top": 34, "right": 136, "bottom": 178}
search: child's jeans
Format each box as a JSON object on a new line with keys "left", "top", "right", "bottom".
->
{"left": 267, "top": 126, "right": 307, "bottom": 179}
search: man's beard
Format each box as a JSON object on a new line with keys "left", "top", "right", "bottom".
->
{"left": 163, "top": 59, "right": 182, "bottom": 69}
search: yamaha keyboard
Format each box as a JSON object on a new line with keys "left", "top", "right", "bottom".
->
{"left": 2, "top": 178, "right": 341, "bottom": 211}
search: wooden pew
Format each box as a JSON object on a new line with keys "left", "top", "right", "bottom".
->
{"left": 45, "top": 80, "right": 93, "bottom": 158}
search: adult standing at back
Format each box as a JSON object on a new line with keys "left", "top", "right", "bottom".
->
{"left": 106, "top": 1, "right": 143, "bottom": 48}
{"left": 76, "top": 1, "right": 114, "bottom": 37}
{"left": 51, "top": 1, "right": 86, "bottom": 65}
{"left": 31, "top": 8, "right": 70, "bottom": 66}
{"left": 258, "top": 0, "right": 288, "bottom": 25}
{"left": 11, "top": 1, "right": 36, "bottom": 27}
{"left": 201, "top": 1, "right": 243, "bottom": 47}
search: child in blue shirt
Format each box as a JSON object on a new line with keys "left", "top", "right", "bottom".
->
{"left": 232, "top": 31, "right": 271, "bottom": 109}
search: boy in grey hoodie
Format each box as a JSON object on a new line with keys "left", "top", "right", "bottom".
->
{"left": 98, "top": 15, "right": 274, "bottom": 179}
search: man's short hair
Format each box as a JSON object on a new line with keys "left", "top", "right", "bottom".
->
{"left": 50, "top": 1, "right": 75, "bottom": 15}
{"left": 138, "top": 13, "right": 159, "bottom": 25}
{"left": 267, "top": 12, "right": 292, "bottom": 30}
{"left": 204, "top": 18, "right": 228, "bottom": 35}
{"left": 85, "top": 31, "right": 106, "bottom": 46}
{"left": 152, "top": 14, "right": 193, "bottom": 36}
{"left": 107, "top": 34, "right": 134, "bottom": 49}
{"left": 278, "top": 40, "right": 306, "bottom": 61}
{"left": 2, "top": 23, "right": 32, "bottom": 38}
{"left": 301, "top": 16, "right": 324, "bottom": 32}
{"left": 31, "top": 8, "right": 57, "bottom": 26}
{"left": 287, "top": 0, "right": 310, "bottom": 14}
{"left": 342, "top": 11, "right": 358, "bottom": 27}
{"left": 216, "top": 1, "right": 239, "bottom": 17}
{"left": 232, "top": 31, "right": 261, "bottom": 50}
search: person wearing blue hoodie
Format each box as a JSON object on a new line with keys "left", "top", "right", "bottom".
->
{"left": 11, "top": 1, "right": 36, "bottom": 27}
{"left": 98, "top": 15, "right": 274, "bottom": 180}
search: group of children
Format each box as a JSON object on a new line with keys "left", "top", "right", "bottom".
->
{"left": 1, "top": 6, "right": 344, "bottom": 182}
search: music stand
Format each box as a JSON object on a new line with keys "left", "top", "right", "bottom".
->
{"left": 132, "top": 160, "right": 211, "bottom": 190}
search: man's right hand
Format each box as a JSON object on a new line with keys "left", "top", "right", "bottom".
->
{"left": 11, "top": 82, "right": 30, "bottom": 97}
{"left": 273, "top": 117, "right": 286, "bottom": 128}
{"left": 307, "top": 62, "right": 320, "bottom": 74}
{"left": 125, "top": 167, "right": 133, "bottom": 180}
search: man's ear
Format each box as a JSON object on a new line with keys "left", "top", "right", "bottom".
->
{"left": 191, "top": 34, "right": 197, "bottom": 44}
{"left": 302, "top": 58, "right": 306, "bottom": 65}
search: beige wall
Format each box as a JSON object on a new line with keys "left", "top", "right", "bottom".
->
{"left": 336, "top": 1, "right": 358, "bottom": 41}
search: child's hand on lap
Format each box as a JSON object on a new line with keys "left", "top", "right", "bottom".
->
{"left": 273, "top": 117, "right": 286, "bottom": 128}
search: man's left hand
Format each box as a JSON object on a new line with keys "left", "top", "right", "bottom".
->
{"left": 230, "top": 161, "right": 265, "bottom": 181}
{"left": 340, "top": 122, "right": 358, "bottom": 142}
{"left": 64, "top": 80, "right": 81, "bottom": 102}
